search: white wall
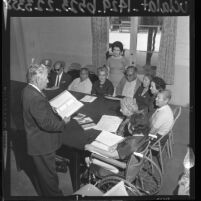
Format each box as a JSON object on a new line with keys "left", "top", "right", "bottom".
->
{"left": 167, "top": 17, "right": 189, "bottom": 106}
{"left": 11, "top": 17, "right": 92, "bottom": 82}
{"left": 22, "top": 17, "right": 92, "bottom": 66}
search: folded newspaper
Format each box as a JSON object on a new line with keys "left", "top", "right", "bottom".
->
{"left": 49, "top": 90, "right": 84, "bottom": 119}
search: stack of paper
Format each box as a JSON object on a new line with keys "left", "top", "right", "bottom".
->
{"left": 49, "top": 90, "right": 83, "bottom": 119}
{"left": 94, "top": 115, "right": 123, "bottom": 133}
{"left": 91, "top": 131, "right": 124, "bottom": 152}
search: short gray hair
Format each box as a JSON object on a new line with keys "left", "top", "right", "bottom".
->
{"left": 97, "top": 66, "right": 109, "bottom": 76}
{"left": 27, "top": 64, "right": 47, "bottom": 83}
{"left": 160, "top": 89, "right": 172, "bottom": 101}
{"left": 126, "top": 66, "right": 138, "bottom": 73}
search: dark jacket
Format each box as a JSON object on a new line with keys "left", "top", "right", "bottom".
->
{"left": 134, "top": 85, "right": 153, "bottom": 112}
{"left": 48, "top": 71, "right": 72, "bottom": 90}
{"left": 91, "top": 79, "right": 114, "bottom": 97}
{"left": 22, "top": 84, "right": 65, "bottom": 155}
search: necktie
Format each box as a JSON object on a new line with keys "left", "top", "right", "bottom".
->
{"left": 55, "top": 75, "right": 59, "bottom": 87}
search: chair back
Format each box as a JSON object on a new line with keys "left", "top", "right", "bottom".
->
{"left": 173, "top": 106, "right": 182, "bottom": 125}
{"left": 125, "top": 139, "right": 150, "bottom": 182}
{"left": 149, "top": 133, "right": 170, "bottom": 152}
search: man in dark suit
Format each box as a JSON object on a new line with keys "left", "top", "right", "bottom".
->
{"left": 47, "top": 61, "right": 72, "bottom": 90}
{"left": 22, "top": 64, "right": 71, "bottom": 196}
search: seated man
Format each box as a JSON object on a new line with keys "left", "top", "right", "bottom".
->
{"left": 116, "top": 66, "right": 141, "bottom": 98}
{"left": 91, "top": 66, "right": 114, "bottom": 97}
{"left": 68, "top": 67, "right": 92, "bottom": 94}
{"left": 47, "top": 61, "right": 72, "bottom": 90}
{"left": 149, "top": 89, "right": 174, "bottom": 136}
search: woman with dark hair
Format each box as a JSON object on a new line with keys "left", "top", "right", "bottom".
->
{"left": 149, "top": 76, "right": 166, "bottom": 115}
{"left": 106, "top": 41, "right": 129, "bottom": 88}
{"left": 134, "top": 74, "right": 153, "bottom": 113}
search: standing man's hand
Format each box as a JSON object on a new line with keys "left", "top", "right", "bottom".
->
{"left": 63, "top": 116, "right": 71, "bottom": 124}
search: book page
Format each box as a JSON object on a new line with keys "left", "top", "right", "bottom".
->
{"left": 80, "top": 95, "right": 97, "bottom": 103}
{"left": 94, "top": 115, "right": 123, "bottom": 133}
{"left": 95, "top": 131, "right": 124, "bottom": 147}
{"left": 49, "top": 90, "right": 83, "bottom": 119}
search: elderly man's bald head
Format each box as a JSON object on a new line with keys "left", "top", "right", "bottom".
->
{"left": 160, "top": 90, "right": 172, "bottom": 102}
{"left": 155, "top": 89, "right": 172, "bottom": 108}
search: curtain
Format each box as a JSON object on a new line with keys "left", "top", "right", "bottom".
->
{"left": 91, "top": 17, "right": 109, "bottom": 71}
{"left": 156, "top": 17, "right": 177, "bottom": 85}
{"left": 10, "top": 18, "right": 28, "bottom": 82}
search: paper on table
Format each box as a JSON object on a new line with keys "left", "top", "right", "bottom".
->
{"left": 80, "top": 95, "right": 97, "bottom": 103}
{"left": 95, "top": 131, "right": 124, "bottom": 147}
{"left": 104, "top": 96, "right": 122, "bottom": 101}
{"left": 94, "top": 115, "right": 123, "bottom": 133}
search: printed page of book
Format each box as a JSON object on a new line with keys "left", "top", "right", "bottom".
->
{"left": 80, "top": 95, "right": 97, "bottom": 103}
{"left": 94, "top": 115, "right": 123, "bottom": 133}
{"left": 49, "top": 90, "right": 83, "bottom": 119}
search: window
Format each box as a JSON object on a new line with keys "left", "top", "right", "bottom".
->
{"left": 109, "top": 17, "right": 163, "bottom": 67}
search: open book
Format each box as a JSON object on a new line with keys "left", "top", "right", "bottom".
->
{"left": 91, "top": 131, "right": 124, "bottom": 152}
{"left": 49, "top": 90, "right": 84, "bottom": 119}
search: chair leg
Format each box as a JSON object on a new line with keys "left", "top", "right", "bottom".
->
{"left": 166, "top": 141, "right": 171, "bottom": 158}
{"left": 169, "top": 138, "right": 173, "bottom": 157}
{"left": 171, "top": 132, "right": 174, "bottom": 145}
{"left": 148, "top": 150, "right": 154, "bottom": 173}
{"left": 158, "top": 146, "right": 164, "bottom": 174}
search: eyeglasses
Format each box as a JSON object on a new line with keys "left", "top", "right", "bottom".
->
{"left": 126, "top": 74, "right": 134, "bottom": 77}
{"left": 54, "top": 69, "right": 60, "bottom": 72}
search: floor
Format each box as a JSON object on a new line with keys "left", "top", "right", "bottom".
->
{"left": 9, "top": 105, "right": 192, "bottom": 197}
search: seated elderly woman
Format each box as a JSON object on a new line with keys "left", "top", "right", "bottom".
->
{"left": 91, "top": 66, "right": 114, "bottom": 97}
{"left": 68, "top": 67, "right": 92, "bottom": 94}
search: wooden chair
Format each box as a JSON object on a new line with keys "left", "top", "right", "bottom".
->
{"left": 148, "top": 133, "right": 171, "bottom": 174}
{"left": 168, "top": 106, "right": 182, "bottom": 157}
